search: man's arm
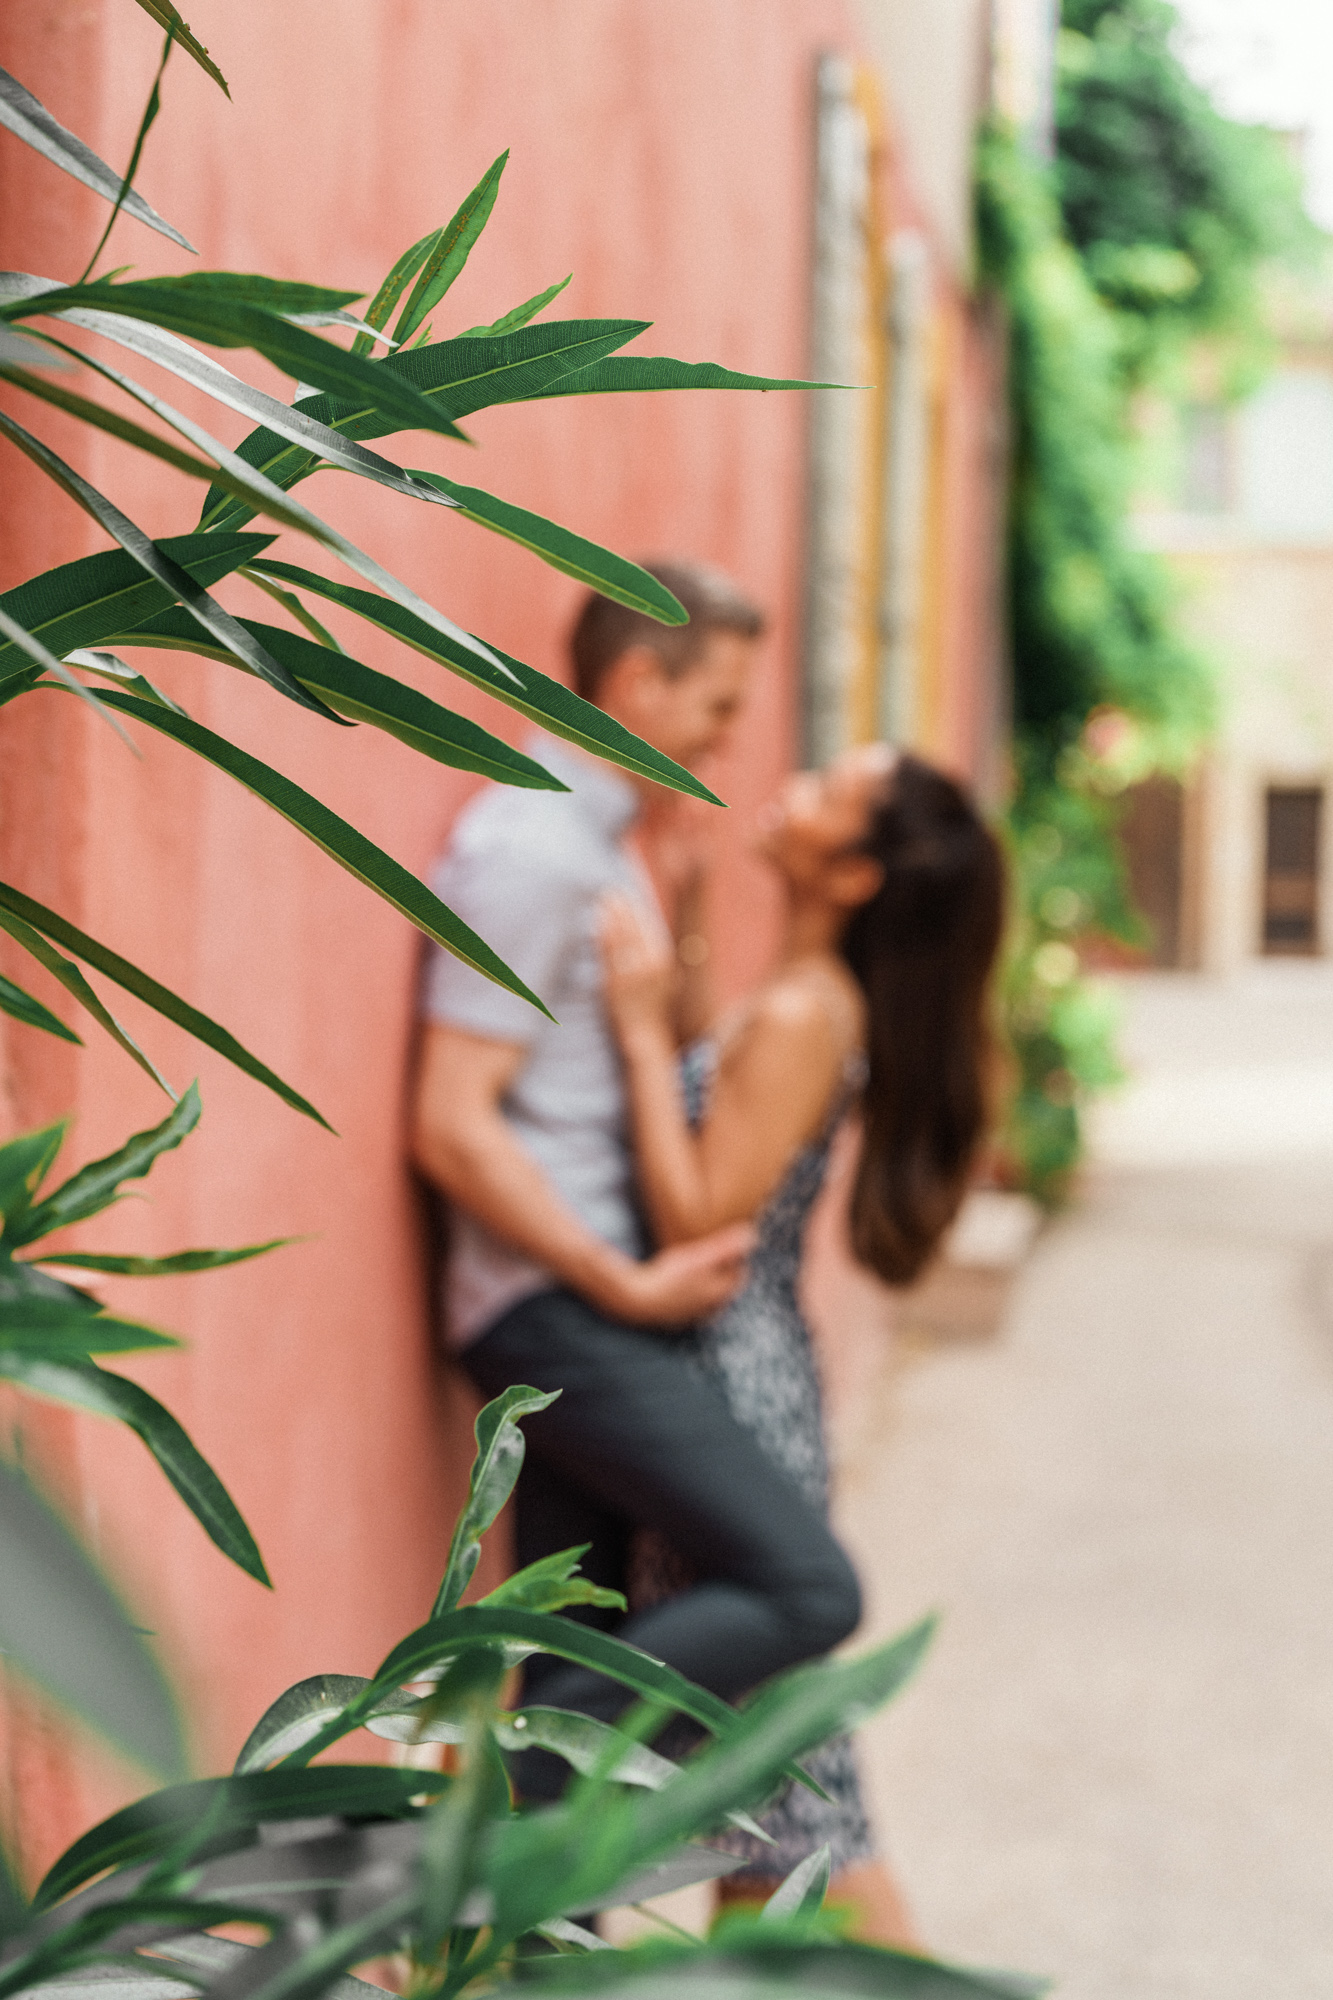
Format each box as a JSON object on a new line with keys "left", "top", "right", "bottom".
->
{"left": 411, "top": 1021, "right": 750, "bottom": 1326}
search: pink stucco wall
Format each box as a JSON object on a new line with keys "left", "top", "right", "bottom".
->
{"left": 0, "top": 0, "right": 1000, "bottom": 1884}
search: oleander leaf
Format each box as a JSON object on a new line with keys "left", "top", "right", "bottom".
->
{"left": 0, "top": 68, "right": 194, "bottom": 247}
{"left": 459, "top": 275, "right": 572, "bottom": 339}
{"left": 0, "top": 407, "right": 339, "bottom": 719}
{"left": 130, "top": 0, "right": 229, "bottom": 93}
{"left": 350, "top": 229, "right": 441, "bottom": 358}
{"left": 34, "top": 1767, "right": 445, "bottom": 1911}
{"left": 525, "top": 354, "right": 838, "bottom": 399}
{"left": 9, "top": 1081, "right": 200, "bottom": 1247}
{"left": 0, "top": 1354, "right": 268, "bottom": 1583}
{"left": 32, "top": 1239, "right": 290, "bottom": 1277}
{"left": 0, "top": 603, "right": 135, "bottom": 742}
{"left": 0, "top": 971, "right": 80, "bottom": 1043}
{"left": 409, "top": 472, "right": 687, "bottom": 624}
{"left": 2, "top": 277, "right": 467, "bottom": 440}
{"left": 242, "top": 560, "right": 725, "bottom": 806}
{"left": 0, "top": 1458, "right": 184, "bottom": 1778}
{"left": 0, "top": 530, "right": 273, "bottom": 686}
{"left": 65, "top": 647, "right": 189, "bottom": 713}
{"left": 0, "top": 1121, "right": 67, "bottom": 1232}
{"left": 433, "top": 1386, "right": 561, "bottom": 1615}
{"left": 393, "top": 152, "right": 508, "bottom": 345}
{"left": 0, "top": 880, "right": 329, "bottom": 1126}
{"left": 118, "top": 607, "right": 566, "bottom": 788}
{"left": 196, "top": 318, "right": 648, "bottom": 531}
{"left": 74, "top": 688, "right": 554, "bottom": 1015}
{"left": 478, "top": 1547, "right": 625, "bottom": 1616}
{"left": 760, "top": 1845, "right": 830, "bottom": 1923}
{"left": 0, "top": 900, "right": 177, "bottom": 1096}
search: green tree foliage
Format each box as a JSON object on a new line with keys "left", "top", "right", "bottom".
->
{"left": 980, "top": 0, "right": 1312, "bottom": 1197}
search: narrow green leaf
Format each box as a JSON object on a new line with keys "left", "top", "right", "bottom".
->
{"left": 0, "top": 1458, "right": 184, "bottom": 1778}
{"left": 0, "top": 1122, "right": 67, "bottom": 1232}
{"left": 0, "top": 1353, "right": 269, "bottom": 1584}
{"left": 65, "top": 647, "right": 189, "bottom": 713}
{"left": 11, "top": 336, "right": 508, "bottom": 685}
{"left": 243, "top": 560, "right": 725, "bottom": 807}
{"left": 410, "top": 472, "right": 687, "bottom": 625}
{"left": 0, "top": 1310, "right": 177, "bottom": 1359}
{"left": 0, "top": 882, "right": 330, "bottom": 1128}
{"left": 459, "top": 275, "right": 572, "bottom": 339}
{"left": 0, "top": 530, "right": 273, "bottom": 685}
{"left": 120, "top": 607, "right": 566, "bottom": 789}
{"left": 433, "top": 1386, "right": 561, "bottom": 1615}
{"left": 510, "top": 1936, "right": 1042, "bottom": 1998}
{"left": 234, "top": 1675, "right": 374, "bottom": 1775}
{"left": 394, "top": 152, "right": 508, "bottom": 345}
{"left": 80, "top": 689, "right": 554, "bottom": 1015}
{"left": 351, "top": 229, "right": 441, "bottom": 358}
{"left": 130, "top": 1, "right": 229, "bottom": 94}
{"left": 0, "top": 602, "right": 136, "bottom": 744}
{"left": 5, "top": 278, "right": 467, "bottom": 439}
{"left": 0, "top": 408, "right": 340, "bottom": 721}
{"left": 34, "top": 1767, "right": 444, "bottom": 1911}
{"left": 31, "top": 1239, "right": 290, "bottom": 1277}
{"left": 241, "top": 568, "right": 346, "bottom": 652}
{"left": 479, "top": 1547, "right": 625, "bottom": 1616}
{"left": 195, "top": 318, "right": 648, "bottom": 532}
{"left": 0, "top": 901, "right": 176, "bottom": 1097}
{"left": 524, "top": 355, "right": 839, "bottom": 400}
{"left": 760, "top": 1845, "right": 830, "bottom": 1923}
{"left": 10, "top": 1081, "right": 200, "bottom": 1247}
{"left": 0, "top": 971, "right": 81, "bottom": 1043}
{"left": 78, "top": 20, "right": 173, "bottom": 286}
{"left": 0, "top": 66, "right": 194, "bottom": 248}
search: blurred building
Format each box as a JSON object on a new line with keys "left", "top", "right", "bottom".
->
{"left": 0, "top": 0, "right": 1048, "bottom": 1877}
{"left": 1133, "top": 272, "right": 1333, "bottom": 970}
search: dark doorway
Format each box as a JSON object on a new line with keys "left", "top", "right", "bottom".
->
{"left": 1262, "top": 786, "right": 1323, "bottom": 954}
{"left": 1120, "top": 776, "right": 1188, "bottom": 967}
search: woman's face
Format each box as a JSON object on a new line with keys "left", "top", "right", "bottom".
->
{"left": 755, "top": 744, "right": 897, "bottom": 896}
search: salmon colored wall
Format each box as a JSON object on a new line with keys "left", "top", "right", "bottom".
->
{"left": 0, "top": 0, "right": 998, "bottom": 1885}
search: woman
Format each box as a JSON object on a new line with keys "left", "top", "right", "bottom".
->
{"left": 600, "top": 744, "right": 1005, "bottom": 1945}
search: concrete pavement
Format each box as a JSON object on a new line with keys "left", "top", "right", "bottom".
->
{"left": 834, "top": 965, "right": 1333, "bottom": 1995}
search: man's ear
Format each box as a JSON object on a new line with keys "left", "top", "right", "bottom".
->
{"left": 829, "top": 852, "right": 884, "bottom": 910}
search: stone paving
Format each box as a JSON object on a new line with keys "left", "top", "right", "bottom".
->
{"left": 835, "top": 964, "right": 1333, "bottom": 1995}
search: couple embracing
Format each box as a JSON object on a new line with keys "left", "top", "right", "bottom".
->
{"left": 412, "top": 563, "right": 1003, "bottom": 1943}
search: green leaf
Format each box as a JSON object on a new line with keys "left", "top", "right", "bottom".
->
{"left": 0, "top": 530, "right": 274, "bottom": 686}
{"left": 10, "top": 1081, "right": 200, "bottom": 1247}
{"left": 433, "top": 1386, "right": 561, "bottom": 1615}
{"left": 129, "top": 1, "right": 229, "bottom": 94}
{"left": 0, "top": 602, "right": 136, "bottom": 744}
{"left": 459, "top": 275, "right": 572, "bottom": 339}
{"left": 0, "top": 408, "right": 340, "bottom": 721}
{"left": 241, "top": 568, "right": 346, "bottom": 652}
{"left": 233, "top": 1675, "right": 375, "bottom": 1775}
{"left": 0, "top": 1457, "right": 184, "bottom": 1778}
{"left": 0, "top": 882, "right": 330, "bottom": 1127}
{"left": 0, "top": 1354, "right": 269, "bottom": 1585}
{"left": 0, "top": 66, "right": 195, "bottom": 248}
{"left": 760, "top": 1845, "right": 830, "bottom": 1923}
{"left": 64, "top": 646, "right": 189, "bottom": 713}
{"left": 119, "top": 607, "right": 568, "bottom": 789}
{"left": 242, "top": 560, "right": 725, "bottom": 807}
{"left": 196, "top": 318, "right": 648, "bottom": 532}
{"left": 0, "top": 1263, "right": 178, "bottom": 1358}
{"left": 19, "top": 292, "right": 460, "bottom": 504}
{"left": 78, "top": 688, "right": 555, "bottom": 1015}
{"left": 33, "top": 1766, "right": 444, "bottom": 1911}
{"left": 525, "top": 355, "right": 839, "bottom": 400}
{"left": 0, "top": 1122, "right": 67, "bottom": 1235}
{"left": 0, "top": 972, "right": 81, "bottom": 1043}
{"left": 2, "top": 347, "right": 499, "bottom": 693}
{"left": 479, "top": 1547, "right": 625, "bottom": 1616}
{"left": 351, "top": 229, "right": 441, "bottom": 358}
{"left": 409, "top": 473, "right": 687, "bottom": 625}
{"left": 394, "top": 152, "right": 509, "bottom": 345}
{"left": 4, "top": 278, "right": 468, "bottom": 439}
{"left": 511, "top": 1936, "right": 1044, "bottom": 1998}
{"left": 30, "top": 1239, "right": 290, "bottom": 1277}
{"left": 0, "top": 898, "right": 177, "bottom": 1098}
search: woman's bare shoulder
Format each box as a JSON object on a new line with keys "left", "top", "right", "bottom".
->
{"left": 731, "top": 959, "right": 864, "bottom": 1066}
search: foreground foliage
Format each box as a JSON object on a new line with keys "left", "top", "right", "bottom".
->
{"left": 0, "top": 1390, "right": 1040, "bottom": 2000}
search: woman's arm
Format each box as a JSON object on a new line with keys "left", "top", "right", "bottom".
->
{"left": 600, "top": 898, "right": 845, "bottom": 1245}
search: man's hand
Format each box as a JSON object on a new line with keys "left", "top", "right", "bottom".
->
{"left": 606, "top": 1224, "right": 754, "bottom": 1327}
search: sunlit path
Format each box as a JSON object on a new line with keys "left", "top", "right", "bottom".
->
{"left": 831, "top": 965, "right": 1333, "bottom": 1996}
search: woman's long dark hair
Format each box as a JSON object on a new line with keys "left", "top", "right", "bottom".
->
{"left": 840, "top": 753, "right": 1005, "bottom": 1285}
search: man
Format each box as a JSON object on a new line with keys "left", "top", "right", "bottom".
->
{"left": 412, "top": 561, "right": 860, "bottom": 1789}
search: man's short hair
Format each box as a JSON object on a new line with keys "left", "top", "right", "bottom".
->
{"left": 569, "top": 560, "right": 764, "bottom": 702}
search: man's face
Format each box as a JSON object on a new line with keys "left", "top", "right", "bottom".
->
{"left": 599, "top": 630, "right": 756, "bottom": 772}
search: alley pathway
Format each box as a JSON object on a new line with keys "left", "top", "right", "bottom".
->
{"left": 836, "top": 964, "right": 1333, "bottom": 1996}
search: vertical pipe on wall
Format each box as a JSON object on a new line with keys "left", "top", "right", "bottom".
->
{"left": 876, "top": 228, "right": 931, "bottom": 747}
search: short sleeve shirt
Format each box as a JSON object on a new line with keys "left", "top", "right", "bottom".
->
{"left": 421, "top": 734, "right": 657, "bottom": 1345}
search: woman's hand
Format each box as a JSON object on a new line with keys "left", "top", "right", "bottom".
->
{"left": 598, "top": 893, "right": 678, "bottom": 1051}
